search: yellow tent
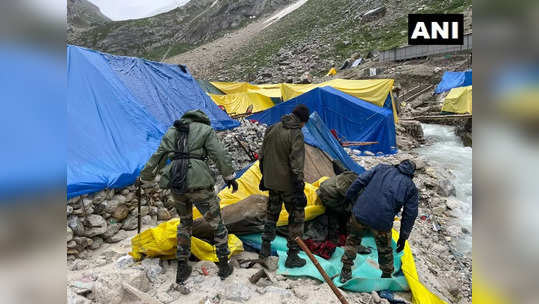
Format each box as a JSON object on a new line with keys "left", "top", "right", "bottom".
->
{"left": 211, "top": 81, "right": 282, "bottom": 98}
{"left": 442, "top": 85, "right": 472, "bottom": 114}
{"left": 209, "top": 92, "right": 275, "bottom": 114}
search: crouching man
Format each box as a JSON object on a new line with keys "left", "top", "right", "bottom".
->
{"left": 139, "top": 110, "right": 239, "bottom": 283}
{"left": 340, "top": 160, "right": 419, "bottom": 282}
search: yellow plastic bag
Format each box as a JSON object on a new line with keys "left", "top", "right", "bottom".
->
{"left": 130, "top": 218, "right": 243, "bottom": 262}
{"left": 326, "top": 67, "right": 337, "bottom": 76}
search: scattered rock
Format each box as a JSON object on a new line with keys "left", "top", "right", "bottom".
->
{"left": 142, "top": 258, "right": 163, "bottom": 283}
{"left": 157, "top": 208, "right": 172, "bottom": 221}
{"left": 122, "top": 215, "right": 138, "bottom": 230}
{"left": 93, "top": 273, "right": 124, "bottom": 304}
{"left": 116, "top": 255, "right": 135, "bottom": 269}
{"left": 84, "top": 215, "right": 107, "bottom": 237}
{"left": 90, "top": 237, "right": 104, "bottom": 250}
{"left": 112, "top": 204, "right": 129, "bottom": 221}
{"left": 107, "top": 230, "right": 129, "bottom": 243}
{"left": 67, "top": 226, "right": 74, "bottom": 242}
{"left": 103, "top": 222, "right": 122, "bottom": 239}
{"left": 68, "top": 216, "right": 85, "bottom": 236}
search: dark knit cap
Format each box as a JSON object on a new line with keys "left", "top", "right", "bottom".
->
{"left": 292, "top": 104, "right": 310, "bottom": 122}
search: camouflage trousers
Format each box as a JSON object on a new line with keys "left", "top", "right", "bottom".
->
{"left": 262, "top": 190, "right": 305, "bottom": 252}
{"left": 317, "top": 191, "right": 348, "bottom": 241}
{"left": 173, "top": 187, "right": 229, "bottom": 262}
{"left": 341, "top": 216, "right": 394, "bottom": 276}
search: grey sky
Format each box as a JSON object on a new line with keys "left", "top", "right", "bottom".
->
{"left": 87, "top": 0, "right": 191, "bottom": 21}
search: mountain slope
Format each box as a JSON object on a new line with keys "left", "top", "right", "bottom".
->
{"left": 67, "top": 0, "right": 295, "bottom": 60}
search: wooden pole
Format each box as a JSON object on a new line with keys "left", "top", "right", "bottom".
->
{"left": 295, "top": 237, "right": 349, "bottom": 304}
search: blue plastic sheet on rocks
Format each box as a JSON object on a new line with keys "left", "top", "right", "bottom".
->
{"left": 67, "top": 45, "right": 239, "bottom": 199}
{"left": 434, "top": 70, "right": 472, "bottom": 94}
{"left": 249, "top": 87, "right": 397, "bottom": 155}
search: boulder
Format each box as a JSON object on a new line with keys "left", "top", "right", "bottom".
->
{"left": 157, "top": 208, "right": 172, "bottom": 221}
{"left": 67, "top": 226, "right": 74, "bottom": 242}
{"left": 90, "top": 237, "right": 104, "bottom": 250}
{"left": 103, "top": 223, "right": 122, "bottom": 239}
{"left": 68, "top": 216, "right": 85, "bottom": 236}
{"left": 122, "top": 215, "right": 138, "bottom": 231}
{"left": 437, "top": 179, "right": 456, "bottom": 197}
{"left": 112, "top": 204, "right": 129, "bottom": 221}
{"left": 84, "top": 215, "right": 107, "bottom": 237}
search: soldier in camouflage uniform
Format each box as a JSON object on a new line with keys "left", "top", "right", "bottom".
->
{"left": 258, "top": 104, "right": 310, "bottom": 268}
{"left": 139, "top": 110, "right": 238, "bottom": 283}
{"left": 340, "top": 160, "right": 418, "bottom": 282}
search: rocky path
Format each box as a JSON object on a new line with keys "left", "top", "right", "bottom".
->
{"left": 165, "top": 0, "right": 308, "bottom": 79}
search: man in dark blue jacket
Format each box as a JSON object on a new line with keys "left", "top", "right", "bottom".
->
{"left": 340, "top": 159, "right": 419, "bottom": 282}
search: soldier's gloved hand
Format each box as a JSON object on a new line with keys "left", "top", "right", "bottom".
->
{"left": 139, "top": 177, "right": 157, "bottom": 188}
{"left": 224, "top": 176, "right": 239, "bottom": 193}
{"left": 396, "top": 237, "right": 406, "bottom": 253}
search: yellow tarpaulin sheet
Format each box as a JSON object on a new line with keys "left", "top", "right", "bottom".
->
{"left": 209, "top": 92, "right": 275, "bottom": 114}
{"left": 392, "top": 229, "right": 447, "bottom": 304}
{"left": 327, "top": 67, "right": 337, "bottom": 76}
{"left": 211, "top": 81, "right": 282, "bottom": 98}
{"left": 130, "top": 161, "right": 327, "bottom": 261}
{"left": 442, "top": 85, "right": 472, "bottom": 114}
{"left": 217, "top": 161, "right": 328, "bottom": 226}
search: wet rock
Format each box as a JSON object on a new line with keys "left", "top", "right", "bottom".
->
{"left": 68, "top": 216, "right": 85, "bottom": 236}
{"left": 103, "top": 222, "right": 122, "bottom": 239}
{"left": 157, "top": 208, "right": 172, "bottom": 221}
{"left": 112, "top": 204, "right": 129, "bottom": 221}
{"left": 107, "top": 230, "right": 129, "bottom": 243}
{"left": 84, "top": 215, "right": 107, "bottom": 237}
{"left": 122, "top": 215, "right": 138, "bottom": 230}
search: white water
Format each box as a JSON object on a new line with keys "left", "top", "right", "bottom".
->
{"left": 415, "top": 124, "right": 472, "bottom": 253}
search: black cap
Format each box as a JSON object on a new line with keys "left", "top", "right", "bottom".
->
{"left": 292, "top": 104, "right": 310, "bottom": 123}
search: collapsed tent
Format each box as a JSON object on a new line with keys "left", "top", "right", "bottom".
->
{"left": 249, "top": 87, "right": 397, "bottom": 155}
{"left": 442, "top": 86, "right": 472, "bottom": 114}
{"left": 209, "top": 92, "right": 275, "bottom": 114}
{"left": 434, "top": 70, "right": 472, "bottom": 94}
{"left": 67, "top": 45, "right": 239, "bottom": 198}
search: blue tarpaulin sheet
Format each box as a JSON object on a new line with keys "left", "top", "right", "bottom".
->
{"left": 303, "top": 112, "right": 365, "bottom": 174}
{"left": 434, "top": 70, "right": 472, "bottom": 94}
{"left": 249, "top": 87, "right": 397, "bottom": 155}
{"left": 67, "top": 45, "right": 239, "bottom": 199}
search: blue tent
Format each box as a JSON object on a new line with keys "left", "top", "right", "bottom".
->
{"left": 434, "top": 70, "right": 472, "bottom": 94}
{"left": 67, "top": 45, "right": 239, "bottom": 198}
{"left": 249, "top": 87, "right": 397, "bottom": 155}
{"left": 303, "top": 112, "right": 365, "bottom": 174}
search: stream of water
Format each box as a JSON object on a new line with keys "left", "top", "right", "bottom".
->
{"left": 414, "top": 124, "right": 472, "bottom": 254}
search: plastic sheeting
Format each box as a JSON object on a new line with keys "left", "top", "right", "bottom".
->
{"left": 239, "top": 232, "right": 446, "bottom": 303}
{"left": 130, "top": 220, "right": 244, "bottom": 262}
{"left": 442, "top": 86, "right": 472, "bottom": 114}
{"left": 249, "top": 87, "right": 397, "bottom": 155}
{"left": 434, "top": 70, "right": 472, "bottom": 94}
{"left": 211, "top": 81, "right": 282, "bottom": 98}
{"left": 209, "top": 92, "right": 275, "bottom": 114}
{"left": 217, "top": 161, "right": 328, "bottom": 226}
{"left": 67, "top": 45, "right": 239, "bottom": 198}
{"left": 304, "top": 112, "right": 365, "bottom": 174}
{"left": 210, "top": 79, "right": 396, "bottom": 110}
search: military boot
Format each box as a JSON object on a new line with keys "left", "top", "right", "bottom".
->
{"left": 340, "top": 266, "right": 352, "bottom": 283}
{"left": 259, "top": 241, "right": 271, "bottom": 259}
{"left": 217, "top": 256, "right": 234, "bottom": 280}
{"left": 284, "top": 250, "right": 306, "bottom": 268}
{"left": 176, "top": 260, "right": 192, "bottom": 284}
{"left": 381, "top": 272, "right": 392, "bottom": 278}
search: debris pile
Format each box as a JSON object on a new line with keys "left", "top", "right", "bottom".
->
{"left": 217, "top": 118, "right": 267, "bottom": 171}
{"left": 67, "top": 184, "right": 174, "bottom": 260}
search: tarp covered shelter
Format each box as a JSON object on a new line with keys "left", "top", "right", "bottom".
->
{"left": 67, "top": 45, "right": 239, "bottom": 198}
{"left": 434, "top": 70, "right": 472, "bottom": 94}
{"left": 249, "top": 87, "right": 397, "bottom": 155}
{"left": 209, "top": 92, "right": 275, "bottom": 114}
{"left": 442, "top": 85, "right": 472, "bottom": 114}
